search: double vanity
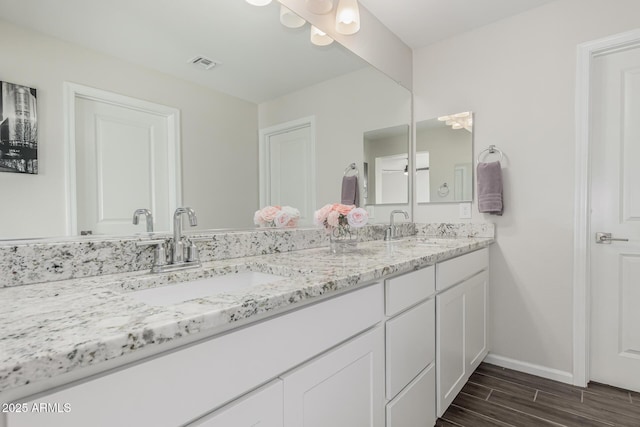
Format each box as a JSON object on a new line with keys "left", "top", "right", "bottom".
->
{"left": 0, "top": 224, "right": 493, "bottom": 427}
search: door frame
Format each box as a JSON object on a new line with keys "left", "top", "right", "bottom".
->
{"left": 258, "top": 116, "right": 316, "bottom": 217}
{"left": 63, "top": 82, "right": 182, "bottom": 236}
{"left": 573, "top": 29, "right": 640, "bottom": 387}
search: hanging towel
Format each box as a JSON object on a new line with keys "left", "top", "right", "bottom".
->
{"left": 477, "top": 161, "right": 503, "bottom": 215}
{"left": 341, "top": 175, "right": 359, "bottom": 207}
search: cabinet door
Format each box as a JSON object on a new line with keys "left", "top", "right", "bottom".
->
{"left": 188, "top": 380, "right": 283, "bottom": 427}
{"left": 386, "top": 298, "right": 435, "bottom": 400}
{"left": 282, "top": 326, "right": 384, "bottom": 427}
{"left": 386, "top": 364, "right": 436, "bottom": 427}
{"left": 436, "top": 282, "right": 466, "bottom": 417}
{"left": 465, "top": 270, "right": 488, "bottom": 373}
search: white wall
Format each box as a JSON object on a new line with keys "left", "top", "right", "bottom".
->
{"left": 413, "top": 0, "right": 640, "bottom": 376}
{"left": 0, "top": 21, "right": 258, "bottom": 239}
{"left": 258, "top": 67, "right": 411, "bottom": 224}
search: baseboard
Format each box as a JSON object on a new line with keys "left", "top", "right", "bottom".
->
{"left": 483, "top": 353, "right": 574, "bottom": 385}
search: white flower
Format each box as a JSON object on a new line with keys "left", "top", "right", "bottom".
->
{"left": 274, "top": 210, "right": 292, "bottom": 228}
{"left": 281, "top": 206, "right": 300, "bottom": 219}
{"left": 346, "top": 207, "right": 368, "bottom": 228}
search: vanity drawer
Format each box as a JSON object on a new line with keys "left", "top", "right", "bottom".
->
{"left": 436, "top": 248, "right": 488, "bottom": 291}
{"left": 385, "top": 298, "right": 435, "bottom": 400}
{"left": 386, "top": 364, "right": 436, "bottom": 427}
{"left": 385, "top": 266, "right": 435, "bottom": 316}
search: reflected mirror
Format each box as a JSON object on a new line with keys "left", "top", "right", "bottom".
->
{"left": 362, "top": 125, "right": 410, "bottom": 205}
{"left": 0, "top": 0, "right": 411, "bottom": 239}
{"left": 416, "top": 112, "right": 473, "bottom": 204}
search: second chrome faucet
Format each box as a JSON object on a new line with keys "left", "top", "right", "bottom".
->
{"left": 137, "top": 207, "right": 202, "bottom": 273}
{"left": 385, "top": 210, "right": 409, "bottom": 241}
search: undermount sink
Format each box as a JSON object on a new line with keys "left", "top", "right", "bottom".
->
{"left": 129, "top": 271, "right": 285, "bottom": 306}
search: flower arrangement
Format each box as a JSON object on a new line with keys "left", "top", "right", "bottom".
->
{"left": 254, "top": 205, "right": 300, "bottom": 228}
{"left": 313, "top": 203, "right": 369, "bottom": 232}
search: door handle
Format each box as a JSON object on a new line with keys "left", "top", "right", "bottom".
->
{"left": 595, "top": 232, "right": 629, "bottom": 244}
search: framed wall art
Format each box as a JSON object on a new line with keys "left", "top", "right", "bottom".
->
{"left": 0, "top": 81, "right": 38, "bottom": 174}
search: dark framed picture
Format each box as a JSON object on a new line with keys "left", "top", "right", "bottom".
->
{"left": 0, "top": 81, "right": 38, "bottom": 174}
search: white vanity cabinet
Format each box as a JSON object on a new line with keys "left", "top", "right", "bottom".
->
{"left": 435, "top": 248, "right": 489, "bottom": 417}
{"left": 6, "top": 283, "right": 383, "bottom": 427}
{"left": 383, "top": 266, "right": 437, "bottom": 427}
{"left": 282, "top": 326, "right": 384, "bottom": 427}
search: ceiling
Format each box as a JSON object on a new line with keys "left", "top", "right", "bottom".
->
{"left": 359, "top": 0, "right": 556, "bottom": 49}
{"left": 0, "top": 0, "right": 557, "bottom": 103}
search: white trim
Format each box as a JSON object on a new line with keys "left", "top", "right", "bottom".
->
{"left": 259, "top": 116, "right": 317, "bottom": 217}
{"left": 63, "top": 82, "right": 182, "bottom": 236}
{"left": 484, "top": 353, "right": 574, "bottom": 385}
{"left": 573, "top": 29, "right": 640, "bottom": 387}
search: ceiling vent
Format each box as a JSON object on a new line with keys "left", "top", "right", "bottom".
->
{"left": 188, "top": 55, "right": 219, "bottom": 70}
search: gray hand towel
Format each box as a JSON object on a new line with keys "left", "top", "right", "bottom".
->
{"left": 341, "top": 175, "right": 359, "bottom": 207}
{"left": 477, "top": 161, "right": 503, "bottom": 215}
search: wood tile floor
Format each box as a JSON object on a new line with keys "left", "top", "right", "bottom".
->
{"left": 437, "top": 363, "right": 640, "bottom": 427}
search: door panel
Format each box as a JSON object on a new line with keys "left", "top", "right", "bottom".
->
{"left": 261, "top": 121, "right": 315, "bottom": 225}
{"left": 75, "top": 97, "right": 173, "bottom": 235}
{"left": 590, "top": 46, "right": 640, "bottom": 392}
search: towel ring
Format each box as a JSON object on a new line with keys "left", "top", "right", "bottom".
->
{"left": 344, "top": 163, "right": 359, "bottom": 176}
{"left": 477, "top": 145, "right": 504, "bottom": 164}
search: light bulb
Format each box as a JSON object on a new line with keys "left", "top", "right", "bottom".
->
{"left": 335, "top": 0, "right": 360, "bottom": 35}
{"left": 245, "top": 0, "right": 272, "bottom": 5}
{"left": 310, "top": 25, "right": 334, "bottom": 46}
{"left": 280, "top": 5, "right": 306, "bottom": 28}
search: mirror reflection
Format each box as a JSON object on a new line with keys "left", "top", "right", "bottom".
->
{"left": 0, "top": 0, "right": 411, "bottom": 239}
{"left": 362, "top": 125, "right": 410, "bottom": 205}
{"left": 416, "top": 112, "right": 473, "bottom": 204}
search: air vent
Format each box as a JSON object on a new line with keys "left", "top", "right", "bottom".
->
{"left": 188, "top": 55, "right": 219, "bottom": 70}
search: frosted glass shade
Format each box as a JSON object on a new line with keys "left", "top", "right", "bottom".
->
{"left": 280, "top": 5, "right": 306, "bottom": 28}
{"left": 306, "top": 0, "right": 333, "bottom": 14}
{"left": 246, "top": 0, "right": 272, "bottom": 5}
{"left": 310, "top": 26, "right": 334, "bottom": 46}
{"left": 335, "top": 0, "right": 360, "bottom": 35}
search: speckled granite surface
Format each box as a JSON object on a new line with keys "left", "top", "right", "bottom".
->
{"left": 416, "top": 222, "right": 495, "bottom": 238}
{"left": 0, "top": 234, "right": 491, "bottom": 394}
{"left": 0, "top": 224, "right": 416, "bottom": 288}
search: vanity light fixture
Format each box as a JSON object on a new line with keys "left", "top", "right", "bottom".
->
{"left": 245, "top": 0, "right": 272, "bottom": 6}
{"left": 310, "top": 25, "right": 334, "bottom": 46}
{"left": 437, "top": 111, "right": 473, "bottom": 132}
{"left": 306, "top": 0, "right": 334, "bottom": 14}
{"left": 335, "top": 0, "right": 360, "bottom": 35}
{"left": 280, "top": 5, "right": 306, "bottom": 29}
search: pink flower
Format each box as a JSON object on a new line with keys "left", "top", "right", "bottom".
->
{"left": 253, "top": 210, "right": 264, "bottom": 226}
{"left": 333, "top": 204, "right": 355, "bottom": 216}
{"left": 327, "top": 211, "right": 340, "bottom": 227}
{"left": 346, "top": 207, "right": 368, "bottom": 228}
{"left": 314, "top": 204, "right": 333, "bottom": 226}
{"left": 259, "top": 206, "right": 280, "bottom": 222}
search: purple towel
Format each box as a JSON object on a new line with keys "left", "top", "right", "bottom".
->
{"left": 341, "top": 175, "right": 359, "bottom": 207}
{"left": 477, "top": 161, "right": 503, "bottom": 215}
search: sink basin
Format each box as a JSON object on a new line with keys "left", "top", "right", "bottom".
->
{"left": 129, "top": 271, "right": 285, "bottom": 306}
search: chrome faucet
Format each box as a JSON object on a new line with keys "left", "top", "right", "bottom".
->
{"left": 137, "top": 207, "right": 205, "bottom": 274}
{"left": 385, "top": 210, "right": 409, "bottom": 241}
{"left": 132, "top": 209, "right": 154, "bottom": 233}
{"left": 172, "top": 207, "right": 198, "bottom": 264}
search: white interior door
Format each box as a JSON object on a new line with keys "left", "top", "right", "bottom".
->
{"left": 590, "top": 45, "right": 640, "bottom": 392}
{"left": 75, "top": 96, "right": 176, "bottom": 235}
{"left": 260, "top": 118, "right": 315, "bottom": 225}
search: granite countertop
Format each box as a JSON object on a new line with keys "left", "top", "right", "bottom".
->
{"left": 0, "top": 236, "right": 493, "bottom": 395}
